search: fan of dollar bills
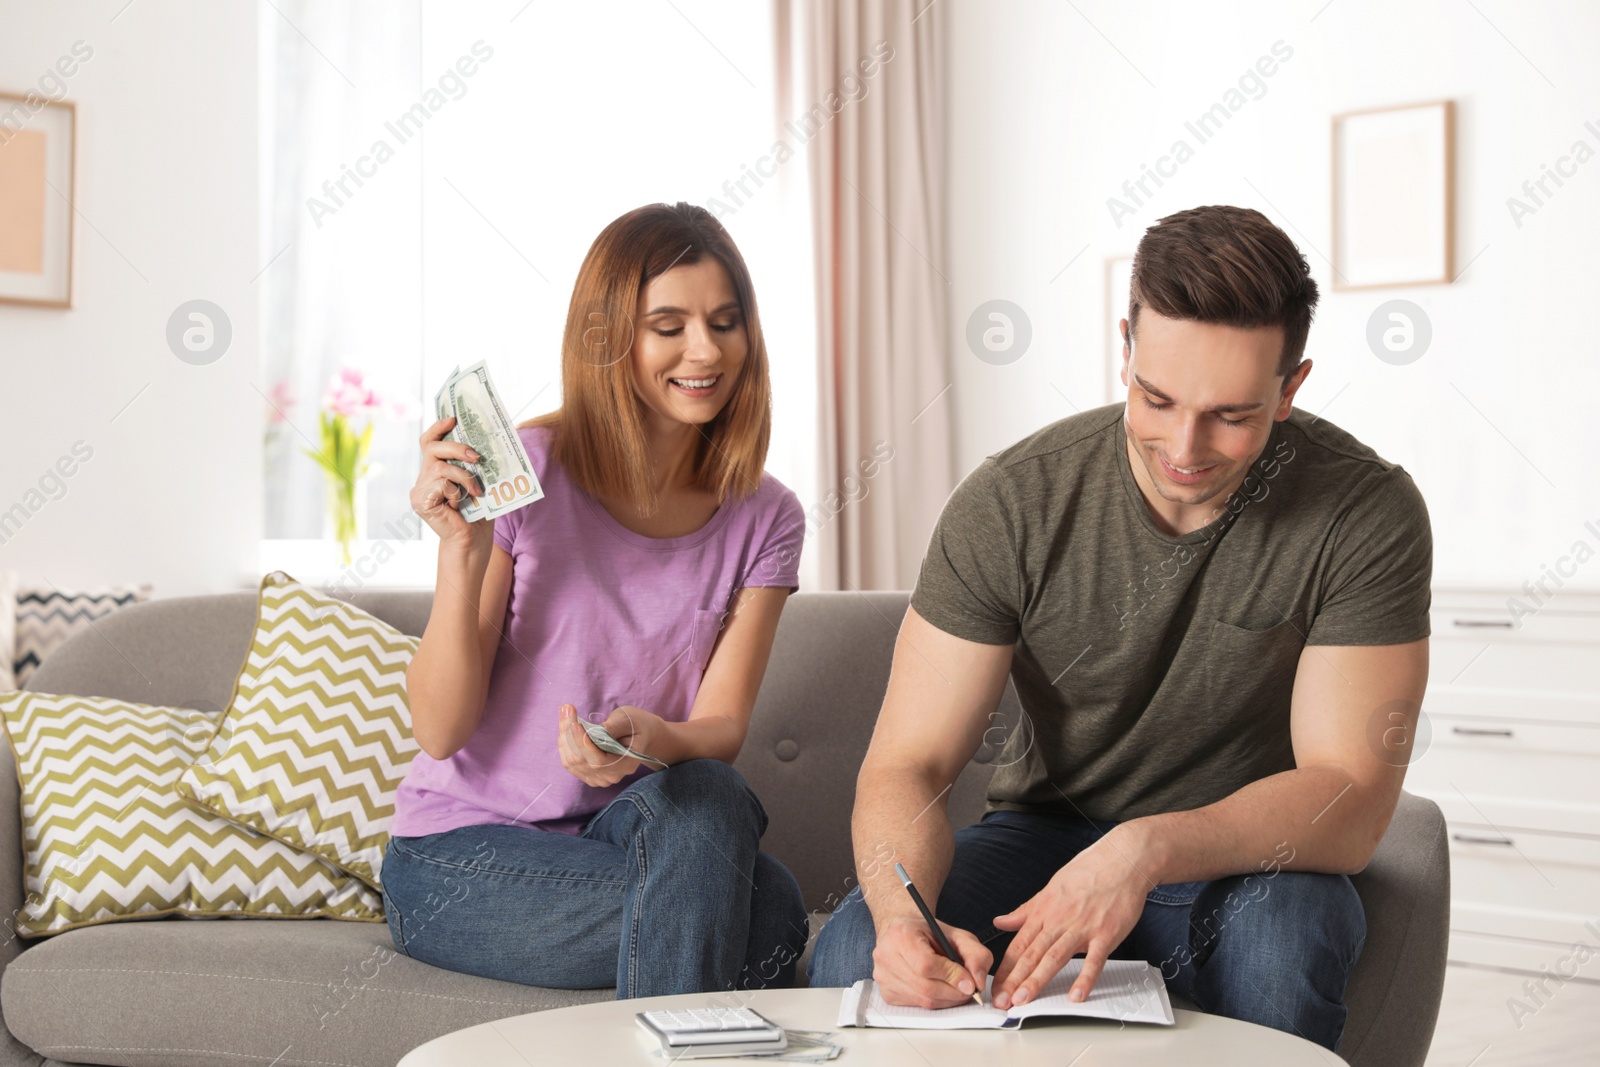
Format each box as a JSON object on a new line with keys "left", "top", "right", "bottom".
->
{"left": 434, "top": 362, "right": 545, "bottom": 522}
{"left": 581, "top": 720, "right": 669, "bottom": 769}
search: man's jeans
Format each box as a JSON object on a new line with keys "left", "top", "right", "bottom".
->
{"left": 382, "top": 759, "right": 809, "bottom": 998}
{"left": 808, "top": 809, "right": 1366, "bottom": 1052}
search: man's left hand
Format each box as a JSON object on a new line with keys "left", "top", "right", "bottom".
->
{"left": 989, "top": 827, "right": 1154, "bottom": 1009}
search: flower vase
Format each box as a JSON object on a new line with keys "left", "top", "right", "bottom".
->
{"left": 323, "top": 475, "right": 369, "bottom": 565}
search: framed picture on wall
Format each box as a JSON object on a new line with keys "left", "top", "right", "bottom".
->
{"left": 0, "top": 92, "right": 75, "bottom": 308}
{"left": 1104, "top": 255, "right": 1133, "bottom": 404}
{"left": 1331, "top": 99, "right": 1453, "bottom": 290}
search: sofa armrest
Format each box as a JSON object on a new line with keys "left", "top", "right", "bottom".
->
{"left": 1340, "top": 790, "right": 1451, "bottom": 1067}
{"left": 0, "top": 741, "right": 26, "bottom": 974}
{"left": 0, "top": 730, "right": 47, "bottom": 1064}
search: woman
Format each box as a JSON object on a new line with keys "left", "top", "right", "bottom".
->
{"left": 383, "top": 203, "right": 809, "bottom": 997}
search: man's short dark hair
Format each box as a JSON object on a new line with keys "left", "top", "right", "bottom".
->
{"left": 1128, "top": 205, "right": 1319, "bottom": 379}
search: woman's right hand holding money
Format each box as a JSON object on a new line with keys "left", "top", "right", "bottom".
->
{"left": 411, "top": 415, "right": 494, "bottom": 556}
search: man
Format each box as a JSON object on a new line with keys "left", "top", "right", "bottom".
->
{"left": 807, "top": 205, "right": 1431, "bottom": 1053}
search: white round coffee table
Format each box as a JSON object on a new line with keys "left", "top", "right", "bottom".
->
{"left": 397, "top": 987, "right": 1348, "bottom": 1065}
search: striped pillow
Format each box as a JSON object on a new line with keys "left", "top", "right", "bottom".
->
{"left": 0, "top": 571, "right": 15, "bottom": 691}
{"left": 13, "top": 583, "right": 153, "bottom": 688}
{"left": 0, "top": 691, "right": 383, "bottom": 937}
{"left": 176, "top": 572, "right": 420, "bottom": 889}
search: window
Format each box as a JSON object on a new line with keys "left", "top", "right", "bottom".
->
{"left": 260, "top": 0, "right": 816, "bottom": 589}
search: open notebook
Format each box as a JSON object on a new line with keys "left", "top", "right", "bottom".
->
{"left": 837, "top": 959, "right": 1174, "bottom": 1030}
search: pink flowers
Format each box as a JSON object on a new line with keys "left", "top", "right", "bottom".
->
{"left": 266, "top": 368, "right": 412, "bottom": 429}
{"left": 322, "top": 367, "right": 395, "bottom": 420}
{"left": 265, "top": 380, "right": 296, "bottom": 425}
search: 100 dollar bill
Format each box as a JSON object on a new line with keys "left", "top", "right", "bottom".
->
{"left": 434, "top": 361, "right": 544, "bottom": 522}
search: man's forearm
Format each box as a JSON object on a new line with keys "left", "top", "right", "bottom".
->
{"left": 851, "top": 761, "right": 958, "bottom": 932}
{"left": 1121, "top": 765, "right": 1395, "bottom": 887}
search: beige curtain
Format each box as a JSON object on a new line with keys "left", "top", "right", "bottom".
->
{"left": 784, "top": 0, "right": 955, "bottom": 591}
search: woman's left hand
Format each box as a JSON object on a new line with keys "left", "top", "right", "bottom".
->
{"left": 557, "top": 704, "right": 663, "bottom": 787}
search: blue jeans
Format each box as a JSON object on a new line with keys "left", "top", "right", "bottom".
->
{"left": 808, "top": 809, "right": 1365, "bottom": 1052}
{"left": 382, "top": 759, "right": 809, "bottom": 998}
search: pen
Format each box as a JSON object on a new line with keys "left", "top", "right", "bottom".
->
{"left": 894, "top": 862, "right": 984, "bottom": 1007}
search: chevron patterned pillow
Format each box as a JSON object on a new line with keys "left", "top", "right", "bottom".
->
{"left": 13, "top": 582, "right": 153, "bottom": 688}
{"left": 0, "top": 691, "right": 384, "bottom": 937}
{"left": 176, "top": 571, "right": 420, "bottom": 889}
{"left": 0, "top": 571, "right": 15, "bottom": 691}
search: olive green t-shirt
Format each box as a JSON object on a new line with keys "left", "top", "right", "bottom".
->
{"left": 911, "top": 403, "right": 1432, "bottom": 823}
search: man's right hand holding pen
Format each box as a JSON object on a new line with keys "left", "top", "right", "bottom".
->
{"left": 869, "top": 887, "right": 993, "bottom": 1009}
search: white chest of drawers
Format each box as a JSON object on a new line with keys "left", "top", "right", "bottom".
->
{"left": 1406, "top": 588, "right": 1600, "bottom": 974}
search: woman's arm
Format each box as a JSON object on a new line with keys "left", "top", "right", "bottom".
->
{"left": 407, "top": 541, "right": 514, "bottom": 760}
{"left": 578, "top": 585, "right": 790, "bottom": 771}
{"left": 404, "top": 414, "right": 520, "bottom": 760}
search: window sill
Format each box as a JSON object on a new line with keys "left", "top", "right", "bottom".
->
{"left": 258, "top": 537, "right": 438, "bottom": 592}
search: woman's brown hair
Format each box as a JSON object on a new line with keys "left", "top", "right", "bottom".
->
{"left": 522, "top": 203, "right": 772, "bottom": 517}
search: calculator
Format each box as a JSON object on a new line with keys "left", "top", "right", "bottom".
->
{"left": 635, "top": 1006, "right": 787, "bottom": 1055}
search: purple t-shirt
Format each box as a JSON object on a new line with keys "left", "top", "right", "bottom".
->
{"left": 391, "top": 424, "right": 805, "bottom": 838}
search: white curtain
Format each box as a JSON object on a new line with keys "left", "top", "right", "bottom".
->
{"left": 260, "top": 1, "right": 421, "bottom": 540}
{"left": 262, "top": 1, "right": 813, "bottom": 573}
{"left": 790, "top": 0, "right": 955, "bottom": 591}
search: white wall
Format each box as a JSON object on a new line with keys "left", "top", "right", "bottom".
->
{"left": 4, "top": 0, "right": 1594, "bottom": 599}
{"left": 0, "top": 0, "right": 259, "bottom": 597}
{"left": 942, "top": 0, "right": 1600, "bottom": 592}
{"left": 1, "top": 0, "right": 813, "bottom": 602}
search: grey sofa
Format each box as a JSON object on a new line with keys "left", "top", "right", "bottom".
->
{"left": 1, "top": 590, "right": 1449, "bottom": 1067}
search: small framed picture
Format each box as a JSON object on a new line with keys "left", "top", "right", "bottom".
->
{"left": 0, "top": 92, "right": 76, "bottom": 308}
{"left": 1105, "top": 255, "right": 1134, "bottom": 403}
{"left": 1332, "top": 99, "right": 1453, "bottom": 290}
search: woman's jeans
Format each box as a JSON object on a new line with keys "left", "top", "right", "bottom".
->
{"left": 382, "top": 759, "right": 809, "bottom": 999}
{"left": 808, "top": 809, "right": 1366, "bottom": 1053}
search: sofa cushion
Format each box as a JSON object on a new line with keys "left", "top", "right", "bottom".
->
{"left": 3, "top": 904, "right": 1195, "bottom": 1067}
{"left": 2, "top": 918, "right": 606, "bottom": 1067}
{"left": 176, "top": 572, "right": 420, "bottom": 889}
{"left": 0, "top": 691, "right": 382, "bottom": 937}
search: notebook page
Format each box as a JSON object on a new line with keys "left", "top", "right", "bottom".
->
{"left": 838, "top": 962, "right": 1174, "bottom": 1030}
{"left": 1010, "top": 960, "right": 1174, "bottom": 1025}
{"left": 837, "top": 979, "right": 1011, "bottom": 1030}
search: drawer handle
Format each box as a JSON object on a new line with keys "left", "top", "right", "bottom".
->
{"left": 1452, "top": 833, "right": 1514, "bottom": 847}
{"left": 1451, "top": 726, "right": 1514, "bottom": 738}
{"left": 1451, "top": 618, "right": 1514, "bottom": 629}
